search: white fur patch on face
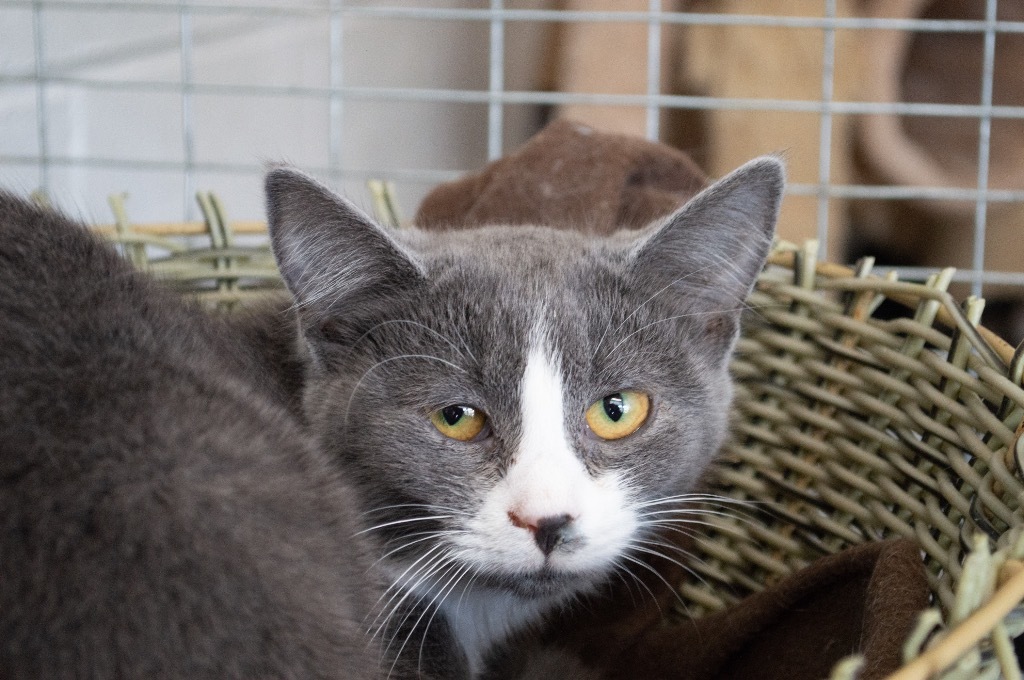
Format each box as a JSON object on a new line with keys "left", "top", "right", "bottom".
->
{"left": 432, "top": 330, "right": 640, "bottom": 672}
{"left": 453, "top": 333, "right": 637, "bottom": 578}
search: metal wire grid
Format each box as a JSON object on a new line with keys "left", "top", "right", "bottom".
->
{"left": 2, "top": 1, "right": 1022, "bottom": 293}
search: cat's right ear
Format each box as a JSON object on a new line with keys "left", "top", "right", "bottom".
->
{"left": 265, "top": 167, "right": 425, "bottom": 321}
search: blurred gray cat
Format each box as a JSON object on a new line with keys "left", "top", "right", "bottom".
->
{"left": 262, "top": 155, "right": 784, "bottom": 677}
{"left": 0, "top": 195, "right": 388, "bottom": 678}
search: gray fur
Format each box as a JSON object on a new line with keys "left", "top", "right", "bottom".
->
{"left": 265, "top": 156, "right": 784, "bottom": 676}
{"left": 0, "top": 195, "right": 389, "bottom": 678}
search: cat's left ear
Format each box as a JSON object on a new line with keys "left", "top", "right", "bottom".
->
{"left": 264, "top": 167, "right": 425, "bottom": 321}
{"left": 629, "top": 155, "right": 784, "bottom": 309}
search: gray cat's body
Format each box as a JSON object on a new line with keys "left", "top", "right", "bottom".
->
{"left": 0, "top": 196, "right": 386, "bottom": 678}
{"left": 264, "top": 156, "right": 784, "bottom": 677}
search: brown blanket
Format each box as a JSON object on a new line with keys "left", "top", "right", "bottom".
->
{"left": 415, "top": 119, "right": 930, "bottom": 679}
{"left": 415, "top": 119, "right": 707, "bottom": 233}
{"left": 592, "top": 539, "right": 928, "bottom": 680}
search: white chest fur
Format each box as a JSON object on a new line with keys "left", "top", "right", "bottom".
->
{"left": 436, "top": 584, "right": 560, "bottom": 677}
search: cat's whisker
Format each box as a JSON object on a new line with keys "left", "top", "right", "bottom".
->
{"left": 635, "top": 492, "right": 761, "bottom": 509}
{"left": 373, "top": 530, "right": 465, "bottom": 566}
{"left": 642, "top": 510, "right": 761, "bottom": 531}
{"left": 356, "top": 515, "right": 455, "bottom": 537}
{"left": 626, "top": 541, "right": 713, "bottom": 591}
{"left": 372, "top": 549, "right": 458, "bottom": 646}
{"left": 374, "top": 545, "right": 450, "bottom": 608}
{"left": 601, "top": 305, "right": 754, "bottom": 359}
{"left": 641, "top": 518, "right": 728, "bottom": 534}
{"left": 363, "top": 503, "right": 468, "bottom": 516}
{"left": 382, "top": 558, "right": 466, "bottom": 677}
{"left": 370, "top": 542, "right": 450, "bottom": 624}
{"left": 373, "top": 540, "right": 466, "bottom": 631}
{"left": 415, "top": 563, "right": 474, "bottom": 676}
{"left": 637, "top": 518, "right": 704, "bottom": 539}
{"left": 610, "top": 553, "right": 668, "bottom": 612}
{"left": 638, "top": 510, "right": 743, "bottom": 522}
{"left": 635, "top": 495, "right": 765, "bottom": 526}
{"left": 449, "top": 325, "right": 476, "bottom": 366}
{"left": 619, "top": 547, "right": 702, "bottom": 622}
{"left": 626, "top": 537, "right": 711, "bottom": 588}
{"left": 609, "top": 557, "right": 655, "bottom": 607}
{"left": 642, "top": 539, "right": 721, "bottom": 582}
{"left": 639, "top": 522, "right": 728, "bottom": 545}
{"left": 293, "top": 242, "right": 375, "bottom": 310}
{"left": 626, "top": 536, "right": 724, "bottom": 602}
{"left": 706, "top": 250, "right": 753, "bottom": 296}
{"left": 637, "top": 509, "right": 757, "bottom": 527}
{"left": 628, "top": 536, "right": 718, "bottom": 585}
{"left": 376, "top": 526, "right": 462, "bottom": 545}
{"left": 686, "top": 270, "right": 782, "bottom": 325}
{"left": 639, "top": 525, "right": 754, "bottom": 581}
{"left": 348, "top": 318, "right": 477, "bottom": 366}
{"left": 452, "top": 566, "right": 484, "bottom": 619}
{"left": 591, "top": 262, "right": 720, "bottom": 358}
{"left": 421, "top": 565, "right": 485, "bottom": 672}
{"left": 607, "top": 561, "right": 644, "bottom": 609}
{"left": 637, "top": 503, "right": 752, "bottom": 516}
{"left": 343, "top": 353, "right": 468, "bottom": 428}
{"left": 647, "top": 512, "right": 761, "bottom": 528}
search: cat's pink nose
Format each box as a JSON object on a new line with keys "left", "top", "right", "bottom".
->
{"left": 508, "top": 511, "right": 575, "bottom": 556}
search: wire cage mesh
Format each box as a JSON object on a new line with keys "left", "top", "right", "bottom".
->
{"left": 4, "top": 1, "right": 1024, "bottom": 306}
{"left": 5, "top": 1, "right": 1024, "bottom": 678}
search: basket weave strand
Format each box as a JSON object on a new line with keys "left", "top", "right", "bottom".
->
{"left": 689, "top": 244, "right": 1024, "bottom": 608}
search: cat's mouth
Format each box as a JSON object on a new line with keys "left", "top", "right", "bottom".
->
{"left": 474, "top": 562, "right": 607, "bottom": 600}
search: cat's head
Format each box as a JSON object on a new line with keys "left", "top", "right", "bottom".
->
{"left": 265, "top": 157, "right": 783, "bottom": 605}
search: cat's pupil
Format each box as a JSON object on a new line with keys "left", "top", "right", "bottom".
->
{"left": 441, "top": 405, "right": 465, "bottom": 426}
{"left": 603, "top": 394, "right": 624, "bottom": 422}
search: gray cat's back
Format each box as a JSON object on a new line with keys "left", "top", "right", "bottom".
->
{"left": 0, "top": 194, "right": 382, "bottom": 678}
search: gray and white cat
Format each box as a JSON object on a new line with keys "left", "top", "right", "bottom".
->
{"left": 263, "top": 155, "right": 784, "bottom": 677}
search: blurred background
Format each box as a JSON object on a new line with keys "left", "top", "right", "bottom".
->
{"left": 2, "top": 0, "right": 1023, "bottom": 339}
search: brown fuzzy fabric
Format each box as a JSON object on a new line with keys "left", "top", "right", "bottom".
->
{"left": 415, "top": 119, "right": 930, "bottom": 679}
{"left": 414, "top": 119, "right": 707, "bottom": 233}
{"left": 596, "top": 539, "right": 930, "bottom": 680}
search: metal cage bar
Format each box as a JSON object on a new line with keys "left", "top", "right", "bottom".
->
{"left": 179, "top": 0, "right": 196, "bottom": 220}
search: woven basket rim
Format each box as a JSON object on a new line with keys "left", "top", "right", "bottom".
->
{"left": 90, "top": 213, "right": 1024, "bottom": 680}
{"left": 767, "top": 245, "right": 1017, "bottom": 368}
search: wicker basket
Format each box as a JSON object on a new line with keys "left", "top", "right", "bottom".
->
{"left": 92, "top": 196, "right": 1024, "bottom": 680}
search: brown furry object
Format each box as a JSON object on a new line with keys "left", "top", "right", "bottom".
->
{"left": 538, "top": 538, "right": 929, "bottom": 680}
{"left": 415, "top": 119, "right": 708, "bottom": 233}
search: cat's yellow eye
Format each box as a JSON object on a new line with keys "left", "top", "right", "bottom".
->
{"left": 585, "top": 391, "right": 650, "bottom": 441}
{"left": 430, "top": 405, "right": 488, "bottom": 442}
